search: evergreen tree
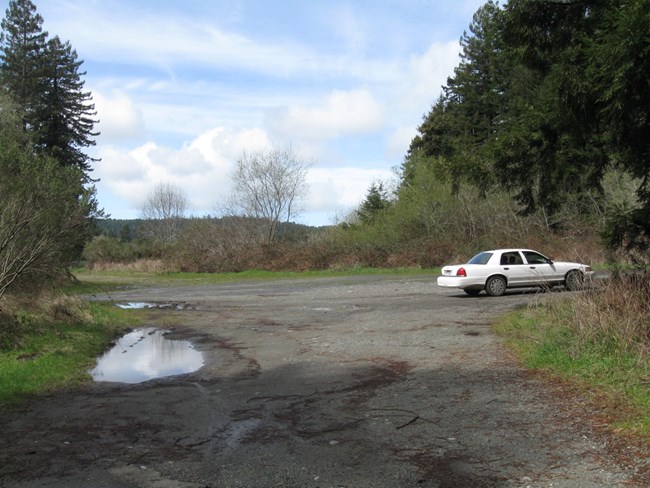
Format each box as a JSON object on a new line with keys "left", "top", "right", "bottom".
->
{"left": 0, "top": 0, "right": 98, "bottom": 176}
{"left": 495, "top": 0, "right": 609, "bottom": 217}
{"left": 590, "top": 0, "right": 650, "bottom": 251}
{"left": 446, "top": 1, "right": 504, "bottom": 146}
{"left": 406, "top": 1, "right": 504, "bottom": 194}
{"left": 35, "top": 35, "right": 98, "bottom": 174}
{"left": 357, "top": 181, "right": 390, "bottom": 224}
{"left": 0, "top": 0, "right": 47, "bottom": 132}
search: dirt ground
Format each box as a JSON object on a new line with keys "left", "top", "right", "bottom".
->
{"left": 1, "top": 275, "right": 648, "bottom": 487}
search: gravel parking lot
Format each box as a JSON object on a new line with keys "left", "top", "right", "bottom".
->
{"left": 1, "top": 275, "right": 647, "bottom": 487}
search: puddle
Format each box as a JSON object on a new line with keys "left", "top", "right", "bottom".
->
{"left": 90, "top": 328, "right": 203, "bottom": 383}
{"left": 116, "top": 302, "right": 188, "bottom": 310}
{"left": 116, "top": 302, "right": 153, "bottom": 309}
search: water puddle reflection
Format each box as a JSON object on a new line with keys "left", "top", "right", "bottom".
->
{"left": 90, "top": 328, "right": 203, "bottom": 384}
{"left": 116, "top": 302, "right": 188, "bottom": 310}
{"left": 116, "top": 302, "right": 153, "bottom": 309}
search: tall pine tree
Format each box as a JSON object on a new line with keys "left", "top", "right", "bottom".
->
{"left": 0, "top": 0, "right": 46, "bottom": 132}
{"left": 406, "top": 1, "right": 504, "bottom": 194}
{"left": 35, "top": 35, "right": 98, "bottom": 174}
{"left": 0, "top": 0, "right": 98, "bottom": 177}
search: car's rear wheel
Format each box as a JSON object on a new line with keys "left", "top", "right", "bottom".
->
{"left": 565, "top": 270, "right": 583, "bottom": 291}
{"left": 485, "top": 276, "right": 507, "bottom": 296}
{"left": 464, "top": 289, "right": 481, "bottom": 296}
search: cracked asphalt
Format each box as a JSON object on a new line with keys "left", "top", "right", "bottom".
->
{"left": 1, "top": 274, "right": 647, "bottom": 487}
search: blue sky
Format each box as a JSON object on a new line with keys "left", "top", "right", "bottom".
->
{"left": 31, "top": 0, "right": 486, "bottom": 226}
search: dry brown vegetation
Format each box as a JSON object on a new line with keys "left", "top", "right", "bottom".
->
{"left": 549, "top": 272, "right": 650, "bottom": 362}
{"left": 84, "top": 197, "right": 609, "bottom": 274}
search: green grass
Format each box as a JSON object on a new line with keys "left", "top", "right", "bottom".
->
{"left": 495, "top": 304, "right": 650, "bottom": 436}
{"left": 73, "top": 266, "right": 440, "bottom": 287}
{"left": 0, "top": 302, "right": 138, "bottom": 406}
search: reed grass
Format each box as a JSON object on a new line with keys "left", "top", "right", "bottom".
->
{"left": 495, "top": 273, "right": 650, "bottom": 435}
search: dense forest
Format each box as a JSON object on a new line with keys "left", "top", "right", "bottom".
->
{"left": 399, "top": 0, "right": 649, "bottom": 257}
{"left": 1, "top": 0, "right": 649, "bottom": 292}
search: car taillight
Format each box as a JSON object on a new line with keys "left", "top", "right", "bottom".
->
{"left": 457, "top": 268, "right": 467, "bottom": 277}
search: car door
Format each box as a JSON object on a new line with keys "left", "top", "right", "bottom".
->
{"left": 521, "top": 251, "right": 560, "bottom": 285}
{"left": 498, "top": 251, "right": 529, "bottom": 285}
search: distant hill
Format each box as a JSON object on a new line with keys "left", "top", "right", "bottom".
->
{"left": 93, "top": 218, "right": 329, "bottom": 243}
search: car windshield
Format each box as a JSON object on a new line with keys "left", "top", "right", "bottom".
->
{"left": 467, "top": 252, "right": 493, "bottom": 265}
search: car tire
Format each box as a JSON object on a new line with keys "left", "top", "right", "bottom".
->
{"left": 485, "top": 276, "right": 507, "bottom": 296}
{"left": 565, "top": 270, "right": 583, "bottom": 291}
{"left": 464, "top": 289, "right": 481, "bottom": 296}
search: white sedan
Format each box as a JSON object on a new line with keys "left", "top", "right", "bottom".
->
{"left": 436, "top": 249, "right": 593, "bottom": 296}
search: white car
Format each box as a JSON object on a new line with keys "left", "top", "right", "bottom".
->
{"left": 436, "top": 249, "right": 593, "bottom": 296}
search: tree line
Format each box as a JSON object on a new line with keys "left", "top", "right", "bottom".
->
{"left": 396, "top": 0, "right": 649, "bottom": 258}
{"left": 0, "top": 0, "right": 99, "bottom": 299}
{"left": 78, "top": 0, "right": 650, "bottom": 273}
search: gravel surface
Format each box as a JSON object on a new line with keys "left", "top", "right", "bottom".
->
{"left": 1, "top": 275, "right": 647, "bottom": 487}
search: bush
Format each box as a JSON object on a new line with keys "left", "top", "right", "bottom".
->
{"left": 0, "top": 93, "right": 99, "bottom": 300}
{"left": 168, "top": 218, "right": 259, "bottom": 272}
{"left": 527, "top": 272, "right": 650, "bottom": 365}
{"left": 83, "top": 236, "right": 165, "bottom": 267}
{"left": 567, "top": 272, "right": 650, "bottom": 359}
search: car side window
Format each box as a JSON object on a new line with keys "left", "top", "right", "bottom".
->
{"left": 523, "top": 251, "right": 548, "bottom": 264}
{"left": 500, "top": 252, "right": 523, "bottom": 265}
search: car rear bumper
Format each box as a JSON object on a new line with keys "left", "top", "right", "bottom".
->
{"left": 436, "top": 276, "right": 485, "bottom": 290}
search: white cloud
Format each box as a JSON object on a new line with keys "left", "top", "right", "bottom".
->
{"left": 96, "top": 128, "right": 269, "bottom": 213}
{"left": 306, "top": 166, "right": 393, "bottom": 213}
{"left": 93, "top": 89, "right": 145, "bottom": 143}
{"left": 44, "top": 2, "right": 319, "bottom": 78}
{"left": 267, "top": 89, "right": 383, "bottom": 141}
{"left": 328, "top": 3, "right": 368, "bottom": 55}
{"left": 387, "top": 126, "right": 417, "bottom": 160}
{"left": 406, "top": 41, "right": 460, "bottom": 106}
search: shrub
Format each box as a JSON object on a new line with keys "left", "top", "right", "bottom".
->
{"left": 83, "top": 236, "right": 165, "bottom": 267}
{"left": 543, "top": 272, "right": 650, "bottom": 361}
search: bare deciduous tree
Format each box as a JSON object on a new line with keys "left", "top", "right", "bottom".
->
{"left": 139, "top": 182, "right": 189, "bottom": 244}
{"left": 230, "top": 146, "right": 311, "bottom": 244}
{"left": 0, "top": 157, "right": 90, "bottom": 300}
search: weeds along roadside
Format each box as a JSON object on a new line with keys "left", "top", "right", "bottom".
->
{"left": 495, "top": 273, "right": 650, "bottom": 437}
{"left": 0, "top": 290, "right": 139, "bottom": 407}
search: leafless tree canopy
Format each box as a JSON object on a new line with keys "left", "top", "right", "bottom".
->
{"left": 0, "top": 159, "right": 90, "bottom": 300}
{"left": 231, "top": 146, "right": 311, "bottom": 244}
{"left": 139, "top": 182, "right": 189, "bottom": 244}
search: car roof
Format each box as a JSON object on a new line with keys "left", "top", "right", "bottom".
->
{"left": 482, "top": 249, "right": 539, "bottom": 253}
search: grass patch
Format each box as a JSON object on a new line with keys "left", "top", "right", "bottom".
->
{"left": 495, "top": 277, "right": 650, "bottom": 437}
{"left": 0, "top": 299, "right": 138, "bottom": 406}
{"left": 73, "top": 266, "right": 440, "bottom": 288}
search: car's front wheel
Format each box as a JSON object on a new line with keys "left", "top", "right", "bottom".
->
{"left": 485, "top": 276, "right": 507, "bottom": 296}
{"left": 564, "top": 270, "right": 583, "bottom": 291}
